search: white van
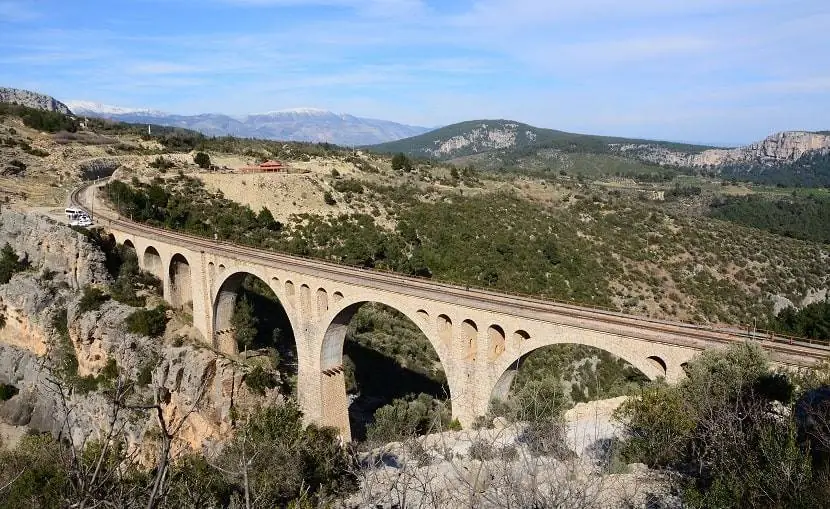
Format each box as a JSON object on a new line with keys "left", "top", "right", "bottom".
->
{"left": 71, "top": 216, "right": 93, "bottom": 227}
{"left": 65, "top": 207, "right": 85, "bottom": 220}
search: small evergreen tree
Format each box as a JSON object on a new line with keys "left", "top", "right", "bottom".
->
{"left": 193, "top": 152, "right": 211, "bottom": 169}
{"left": 257, "top": 207, "right": 280, "bottom": 231}
{"left": 391, "top": 153, "right": 412, "bottom": 172}
{"left": 232, "top": 295, "right": 258, "bottom": 352}
{"left": 0, "top": 243, "right": 24, "bottom": 284}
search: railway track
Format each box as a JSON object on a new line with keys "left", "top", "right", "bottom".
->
{"left": 70, "top": 181, "right": 830, "bottom": 366}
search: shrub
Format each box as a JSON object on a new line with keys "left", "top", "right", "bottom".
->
{"left": 194, "top": 151, "right": 211, "bottom": 169}
{"left": 25, "top": 147, "right": 49, "bottom": 157}
{"left": 391, "top": 153, "right": 413, "bottom": 172}
{"left": 0, "top": 434, "right": 70, "bottom": 508}
{"left": 137, "top": 364, "right": 153, "bottom": 387}
{"left": 468, "top": 439, "right": 496, "bottom": 460}
{"left": 0, "top": 243, "right": 25, "bottom": 284}
{"left": 125, "top": 305, "right": 168, "bottom": 337}
{"left": 323, "top": 191, "right": 336, "bottom": 205}
{"left": 217, "top": 402, "right": 357, "bottom": 505}
{"left": 149, "top": 156, "right": 174, "bottom": 171}
{"left": 244, "top": 365, "right": 279, "bottom": 395}
{"left": 367, "top": 394, "right": 453, "bottom": 443}
{"left": 615, "top": 343, "right": 826, "bottom": 508}
{"left": 332, "top": 179, "right": 364, "bottom": 194}
{"left": 78, "top": 285, "right": 110, "bottom": 313}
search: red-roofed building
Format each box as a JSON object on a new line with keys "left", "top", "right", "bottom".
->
{"left": 238, "top": 160, "right": 288, "bottom": 173}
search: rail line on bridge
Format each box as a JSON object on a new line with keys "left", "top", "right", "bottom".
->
{"left": 70, "top": 180, "right": 830, "bottom": 367}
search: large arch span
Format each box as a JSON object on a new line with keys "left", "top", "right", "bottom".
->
{"left": 319, "top": 299, "right": 454, "bottom": 440}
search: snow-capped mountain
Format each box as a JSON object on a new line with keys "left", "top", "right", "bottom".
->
{"left": 65, "top": 100, "right": 431, "bottom": 145}
{"left": 66, "top": 100, "right": 168, "bottom": 117}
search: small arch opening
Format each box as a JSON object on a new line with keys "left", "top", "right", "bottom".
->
{"left": 168, "top": 253, "right": 192, "bottom": 310}
{"left": 284, "top": 280, "right": 295, "bottom": 307}
{"left": 513, "top": 330, "right": 530, "bottom": 343}
{"left": 300, "top": 284, "right": 311, "bottom": 314}
{"left": 461, "top": 319, "right": 478, "bottom": 360}
{"left": 143, "top": 246, "right": 163, "bottom": 280}
{"left": 316, "top": 288, "right": 329, "bottom": 315}
{"left": 437, "top": 315, "right": 453, "bottom": 347}
{"left": 488, "top": 324, "right": 506, "bottom": 360}
{"left": 647, "top": 356, "right": 668, "bottom": 376}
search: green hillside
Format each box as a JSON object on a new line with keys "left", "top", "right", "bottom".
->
{"left": 369, "top": 119, "right": 712, "bottom": 160}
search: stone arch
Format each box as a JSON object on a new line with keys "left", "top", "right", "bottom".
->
{"left": 416, "top": 309, "right": 429, "bottom": 324}
{"left": 168, "top": 253, "right": 192, "bottom": 310}
{"left": 333, "top": 291, "right": 344, "bottom": 304}
{"left": 284, "top": 280, "right": 295, "bottom": 307}
{"left": 300, "top": 284, "right": 311, "bottom": 314}
{"left": 143, "top": 246, "right": 163, "bottom": 279}
{"left": 461, "top": 319, "right": 478, "bottom": 361}
{"left": 513, "top": 330, "right": 530, "bottom": 344}
{"left": 316, "top": 288, "right": 329, "bottom": 315}
{"left": 647, "top": 355, "right": 668, "bottom": 377}
{"left": 490, "top": 339, "right": 663, "bottom": 404}
{"left": 213, "top": 271, "right": 297, "bottom": 358}
{"left": 437, "top": 314, "right": 452, "bottom": 347}
{"left": 488, "top": 324, "right": 506, "bottom": 360}
{"left": 319, "top": 300, "right": 452, "bottom": 440}
{"left": 122, "top": 239, "right": 135, "bottom": 252}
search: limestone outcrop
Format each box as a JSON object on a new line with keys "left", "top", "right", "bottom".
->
{"left": 613, "top": 131, "right": 830, "bottom": 168}
{"left": 0, "top": 209, "right": 111, "bottom": 289}
{"left": 0, "top": 87, "right": 73, "bottom": 115}
{"left": 0, "top": 210, "right": 265, "bottom": 457}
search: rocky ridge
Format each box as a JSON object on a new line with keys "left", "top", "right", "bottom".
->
{"left": 614, "top": 131, "right": 830, "bottom": 168}
{"left": 0, "top": 87, "right": 73, "bottom": 115}
{"left": 425, "top": 122, "right": 535, "bottom": 157}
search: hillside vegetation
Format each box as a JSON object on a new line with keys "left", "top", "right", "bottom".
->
{"left": 370, "top": 119, "right": 711, "bottom": 160}
{"left": 709, "top": 193, "right": 830, "bottom": 244}
{"left": 103, "top": 173, "right": 829, "bottom": 326}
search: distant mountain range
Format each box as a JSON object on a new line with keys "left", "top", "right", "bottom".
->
{"left": 3, "top": 87, "right": 829, "bottom": 187}
{"left": 371, "top": 119, "right": 830, "bottom": 186}
{"left": 65, "top": 101, "right": 432, "bottom": 146}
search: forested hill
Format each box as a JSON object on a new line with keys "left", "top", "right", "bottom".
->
{"left": 369, "top": 119, "right": 710, "bottom": 161}
{"left": 369, "top": 120, "right": 830, "bottom": 187}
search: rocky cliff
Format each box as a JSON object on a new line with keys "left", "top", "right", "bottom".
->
{"left": 0, "top": 210, "right": 267, "bottom": 455}
{"left": 614, "top": 131, "right": 830, "bottom": 168}
{"left": 425, "top": 122, "right": 535, "bottom": 158}
{"left": 0, "top": 87, "right": 73, "bottom": 115}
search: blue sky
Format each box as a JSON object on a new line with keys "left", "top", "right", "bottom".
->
{"left": 1, "top": 0, "right": 828, "bottom": 144}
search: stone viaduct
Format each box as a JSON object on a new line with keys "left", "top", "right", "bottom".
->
{"left": 73, "top": 183, "right": 829, "bottom": 440}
